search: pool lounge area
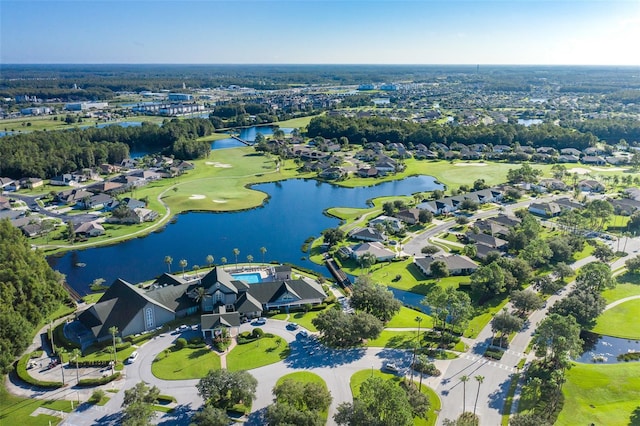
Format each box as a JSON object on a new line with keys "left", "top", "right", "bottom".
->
{"left": 231, "top": 272, "right": 263, "bottom": 283}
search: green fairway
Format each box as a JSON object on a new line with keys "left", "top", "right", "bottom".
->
{"left": 226, "top": 335, "right": 289, "bottom": 371}
{"left": 349, "top": 369, "right": 441, "bottom": 426}
{"left": 602, "top": 272, "right": 640, "bottom": 303}
{"left": 592, "top": 299, "right": 640, "bottom": 339}
{"left": 151, "top": 346, "right": 221, "bottom": 380}
{"left": 556, "top": 363, "right": 640, "bottom": 426}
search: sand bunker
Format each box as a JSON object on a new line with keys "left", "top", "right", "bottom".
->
{"left": 205, "top": 161, "right": 232, "bottom": 168}
{"left": 189, "top": 194, "right": 206, "bottom": 200}
{"left": 591, "top": 167, "right": 627, "bottom": 172}
{"left": 454, "top": 163, "right": 487, "bottom": 167}
{"left": 567, "top": 167, "right": 592, "bottom": 175}
{"left": 212, "top": 199, "right": 227, "bottom": 203}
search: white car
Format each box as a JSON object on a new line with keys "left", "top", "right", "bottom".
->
{"left": 254, "top": 317, "right": 266, "bottom": 325}
{"left": 127, "top": 351, "right": 139, "bottom": 364}
{"left": 383, "top": 362, "right": 399, "bottom": 373}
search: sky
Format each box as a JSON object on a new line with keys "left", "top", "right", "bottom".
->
{"left": 1, "top": 0, "right": 639, "bottom": 65}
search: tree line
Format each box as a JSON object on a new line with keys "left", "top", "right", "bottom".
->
{"left": 0, "top": 118, "right": 213, "bottom": 178}
{"left": 0, "top": 219, "right": 70, "bottom": 374}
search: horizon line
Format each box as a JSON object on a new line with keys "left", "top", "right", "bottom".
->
{"left": 2, "top": 63, "right": 640, "bottom": 67}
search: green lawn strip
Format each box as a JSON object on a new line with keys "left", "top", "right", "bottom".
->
{"left": 602, "top": 272, "right": 640, "bottom": 303}
{"left": 275, "top": 115, "right": 318, "bottom": 129}
{"left": 0, "top": 385, "right": 73, "bottom": 426}
{"left": 275, "top": 372, "right": 329, "bottom": 421}
{"left": 79, "top": 345, "right": 137, "bottom": 363}
{"left": 226, "top": 335, "right": 289, "bottom": 371}
{"left": 501, "top": 373, "right": 521, "bottom": 426}
{"left": 386, "top": 306, "right": 434, "bottom": 329}
{"left": 270, "top": 305, "right": 334, "bottom": 331}
{"left": 591, "top": 299, "right": 640, "bottom": 339}
{"left": 152, "top": 346, "right": 221, "bottom": 380}
{"left": 366, "top": 330, "right": 417, "bottom": 348}
{"left": 572, "top": 242, "right": 595, "bottom": 262}
{"left": 555, "top": 363, "right": 640, "bottom": 426}
{"left": 349, "top": 369, "right": 440, "bottom": 426}
{"left": 465, "top": 297, "right": 510, "bottom": 339}
{"left": 81, "top": 292, "right": 105, "bottom": 304}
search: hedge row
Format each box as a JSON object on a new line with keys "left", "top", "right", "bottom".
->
{"left": 484, "top": 348, "right": 505, "bottom": 360}
{"left": 78, "top": 372, "right": 120, "bottom": 387}
{"left": 157, "top": 394, "right": 177, "bottom": 404}
{"left": 73, "top": 360, "right": 111, "bottom": 368}
{"left": 15, "top": 353, "right": 63, "bottom": 389}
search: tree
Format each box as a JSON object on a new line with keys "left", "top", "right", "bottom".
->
{"left": 233, "top": 248, "right": 240, "bottom": 270}
{"left": 121, "top": 381, "right": 160, "bottom": 426}
{"left": 71, "top": 348, "right": 81, "bottom": 384}
{"left": 322, "top": 227, "right": 345, "bottom": 247}
{"left": 491, "top": 309, "right": 523, "bottom": 348}
{"left": 418, "top": 209, "right": 433, "bottom": 225}
{"left": 350, "top": 275, "right": 401, "bottom": 322}
{"left": 191, "top": 405, "right": 230, "bottom": 426}
{"left": 357, "top": 252, "right": 377, "bottom": 272}
{"left": 506, "top": 163, "right": 542, "bottom": 184}
{"left": 510, "top": 290, "right": 543, "bottom": 314}
{"left": 382, "top": 202, "right": 395, "bottom": 216}
{"left": 519, "top": 238, "right": 552, "bottom": 268}
{"left": 312, "top": 308, "right": 383, "bottom": 347}
{"left": 246, "top": 254, "right": 253, "bottom": 264}
{"left": 421, "top": 245, "right": 440, "bottom": 255}
{"left": 471, "top": 261, "right": 506, "bottom": 300}
{"left": 334, "top": 376, "right": 414, "bottom": 426}
{"left": 575, "top": 261, "right": 615, "bottom": 292}
{"left": 272, "top": 378, "right": 332, "bottom": 413}
{"left": 460, "top": 375, "right": 469, "bottom": 413}
{"left": 260, "top": 246, "right": 267, "bottom": 264}
{"left": 266, "top": 402, "right": 324, "bottom": 426}
{"left": 625, "top": 255, "right": 640, "bottom": 273}
{"left": 456, "top": 216, "right": 470, "bottom": 226}
{"left": 164, "top": 255, "right": 173, "bottom": 273}
{"left": 67, "top": 220, "right": 75, "bottom": 243}
{"left": 549, "top": 287, "right": 606, "bottom": 327}
{"left": 553, "top": 262, "right": 573, "bottom": 282}
{"left": 109, "top": 326, "right": 118, "bottom": 373}
{"left": 196, "top": 369, "right": 258, "bottom": 410}
{"left": 551, "top": 164, "right": 567, "bottom": 180}
{"left": 533, "top": 313, "right": 582, "bottom": 368}
{"left": 585, "top": 199, "right": 614, "bottom": 231}
{"left": 473, "top": 376, "right": 484, "bottom": 416}
{"left": 220, "top": 257, "right": 227, "bottom": 266}
{"left": 206, "top": 254, "right": 214, "bottom": 269}
{"left": 593, "top": 244, "right": 615, "bottom": 263}
{"left": 430, "top": 260, "right": 449, "bottom": 280}
{"left": 179, "top": 259, "right": 188, "bottom": 278}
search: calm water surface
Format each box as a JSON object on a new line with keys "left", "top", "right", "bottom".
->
{"left": 49, "top": 176, "right": 442, "bottom": 296}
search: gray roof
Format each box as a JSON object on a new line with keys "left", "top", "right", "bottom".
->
{"left": 465, "top": 232, "right": 507, "bottom": 248}
{"left": 201, "top": 312, "right": 240, "bottom": 330}
{"left": 415, "top": 255, "right": 478, "bottom": 273}
{"left": 146, "top": 282, "right": 198, "bottom": 313}
{"left": 246, "top": 279, "right": 326, "bottom": 305}
{"left": 200, "top": 267, "right": 240, "bottom": 294}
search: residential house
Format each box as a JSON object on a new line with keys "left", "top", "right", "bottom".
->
{"left": 578, "top": 179, "right": 605, "bottom": 193}
{"left": 57, "top": 189, "right": 94, "bottom": 204}
{"left": 465, "top": 232, "right": 509, "bottom": 250}
{"left": 581, "top": 156, "right": 606, "bottom": 166}
{"left": 87, "top": 181, "right": 125, "bottom": 194}
{"left": 79, "top": 193, "right": 113, "bottom": 209}
{"left": 528, "top": 202, "right": 562, "bottom": 217}
{"left": 20, "top": 178, "right": 44, "bottom": 189}
{"left": 624, "top": 188, "right": 640, "bottom": 201}
{"left": 0, "top": 177, "right": 16, "bottom": 189}
{"left": 319, "top": 167, "right": 347, "bottom": 180}
{"left": 554, "top": 198, "right": 583, "bottom": 211}
{"left": 538, "top": 178, "right": 568, "bottom": 191}
{"left": 75, "top": 221, "right": 105, "bottom": 237}
{"left": 560, "top": 148, "right": 582, "bottom": 156}
{"left": 395, "top": 208, "right": 421, "bottom": 225}
{"left": 0, "top": 196, "right": 10, "bottom": 210}
{"left": 369, "top": 215, "right": 403, "bottom": 233}
{"left": 558, "top": 154, "right": 580, "bottom": 163}
{"left": 349, "top": 227, "right": 386, "bottom": 243}
{"left": 133, "top": 207, "right": 158, "bottom": 222}
{"left": 50, "top": 174, "right": 78, "bottom": 187}
{"left": 357, "top": 167, "right": 378, "bottom": 178}
{"left": 610, "top": 198, "right": 640, "bottom": 216}
{"left": 414, "top": 255, "right": 478, "bottom": 277}
{"left": 349, "top": 242, "right": 396, "bottom": 262}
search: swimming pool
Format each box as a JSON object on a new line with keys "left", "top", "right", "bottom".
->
{"left": 231, "top": 273, "right": 263, "bottom": 284}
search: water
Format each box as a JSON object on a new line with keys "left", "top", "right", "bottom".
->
{"left": 48, "top": 175, "right": 442, "bottom": 296}
{"left": 232, "top": 273, "right": 263, "bottom": 284}
{"left": 212, "top": 126, "right": 294, "bottom": 150}
{"left": 575, "top": 330, "right": 640, "bottom": 364}
{"left": 517, "top": 118, "right": 543, "bottom": 126}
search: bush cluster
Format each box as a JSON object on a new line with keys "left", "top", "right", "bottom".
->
{"left": 78, "top": 372, "right": 120, "bottom": 387}
{"left": 15, "top": 354, "right": 63, "bottom": 389}
{"left": 73, "top": 360, "right": 111, "bottom": 368}
{"left": 484, "top": 348, "right": 505, "bottom": 360}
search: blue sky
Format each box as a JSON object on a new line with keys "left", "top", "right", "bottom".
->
{"left": 1, "top": 0, "right": 639, "bottom": 65}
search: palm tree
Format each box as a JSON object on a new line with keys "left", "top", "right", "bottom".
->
{"left": 233, "top": 248, "right": 240, "bottom": 271}
{"left": 193, "top": 286, "right": 207, "bottom": 310}
{"left": 164, "top": 255, "right": 173, "bottom": 273}
{"left": 109, "top": 326, "right": 118, "bottom": 374}
{"left": 192, "top": 264, "right": 200, "bottom": 279}
{"left": 460, "top": 375, "right": 469, "bottom": 413}
{"left": 179, "top": 259, "right": 188, "bottom": 279}
{"left": 473, "top": 375, "right": 485, "bottom": 415}
{"left": 260, "top": 246, "right": 267, "bottom": 264}
{"left": 247, "top": 255, "right": 253, "bottom": 265}
{"left": 221, "top": 257, "right": 228, "bottom": 268}
{"left": 206, "top": 254, "right": 214, "bottom": 269}
{"left": 71, "top": 348, "right": 81, "bottom": 384}
{"left": 57, "top": 347, "right": 67, "bottom": 385}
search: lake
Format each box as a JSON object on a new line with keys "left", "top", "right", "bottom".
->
{"left": 575, "top": 330, "right": 640, "bottom": 364}
{"left": 49, "top": 175, "right": 442, "bottom": 297}
{"left": 211, "top": 126, "right": 294, "bottom": 150}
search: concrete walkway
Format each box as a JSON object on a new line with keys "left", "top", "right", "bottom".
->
{"left": 603, "top": 294, "right": 640, "bottom": 311}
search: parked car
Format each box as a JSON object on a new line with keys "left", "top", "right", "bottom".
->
{"left": 298, "top": 330, "right": 309, "bottom": 338}
{"left": 287, "top": 322, "right": 299, "bottom": 330}
{"left": 254, "top": 317, "right": 267, "bottom": 326}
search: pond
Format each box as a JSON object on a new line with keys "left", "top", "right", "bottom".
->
{"left": 49, "top": 175, "right": 442, "bottom": 297}
{"left": 575, "top": 330, "right": 640, "bottom": 364}
{"left": 211, "top": 126, "right": 294, "bottom": 150}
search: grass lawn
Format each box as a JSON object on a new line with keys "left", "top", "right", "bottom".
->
{"left": 226, "top": 335, "right": 289, "bottom": 371}
{"left": 275, "top": 115, "right": 319, "bottom": 129}
{"left": 555, "top": 363, "right": 640, "bottom": 426}
{"left": 271, "top": 305, "right": 335, "bottom": 331}
{"left": 465, "top": 297, "right": 510, "bottom": 339}
{"left": 151, "top": 346, "right": 221, "bottom": 380}
{"left": 386, "top": 306, "right": 434, "bottom": 329}
{"left": 602, "top": 272, "right": 640, "bottom": 303}
{"left": 350, "top": 369, "right": 441, "bottom": 426}
{"left": 366, "top": 330, "right": 418, "bottom": 348}
{"left": 0, "top": 385, "right": 73, "bottom": 426}
{"left": 592, "top": 299, "right": 640, "bottom": 339}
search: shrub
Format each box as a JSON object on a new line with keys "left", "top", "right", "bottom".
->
{"left": 617, "top": 352, "right": 640, "bottom": 362}
{"left": 252, "top": 328, "right": 264, "bottom": 338}
{"left": 78, "top": 372, "right": 120, "bottom": 387}
{"left": 484, "top": 348, "right": 505, "bottom": 360}
{"left": 422, "top": 245, "right": 440, "bottom": 255}
{"left": 115, "top": 341, "right": 131, "bottom": 351}
{"left": 89, "top": 389, "right": 105, "bottom": 404}
{"left": 157, "top": 394, "right": 177, "bottom": 404}
{"left": 175, "top": 338, "right": 187, "bottom": 350}
{"left": 15, "top": 354, "right": 63, "bottom": 389}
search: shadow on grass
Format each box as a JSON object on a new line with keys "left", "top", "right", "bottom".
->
{"left": 384, "top": 334, "right": 416, "bottom": 349}
{"left": 629, "top": 406, "right": 640, "bottom": 426}
{"left": 188, "top": 348, "right": 211, "bottom": 359}
{"left": 157, "top": 403, "right": 196, "bottom": 426}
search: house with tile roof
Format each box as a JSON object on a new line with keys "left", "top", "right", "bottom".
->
{"left": 414, "top": 255, "right": 478, "bottom": 277}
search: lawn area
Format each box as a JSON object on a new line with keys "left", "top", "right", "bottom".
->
{"left": 276, "top": 114, "right": 319, "bottom": 129}
{"left": 602, "top": 272, "right": 640, "bottom": 303}
{"left": 386, "top": 306, "right": 433, "bottom": 329}
{"left": 366, "top": 330, "right": 418, "bottom": 348}
{"left": 226, "top": 335, "right": 289, "bottom": 371}
{"left": 350, "top": 369, "right": 441, "bottom": 426}
{"left": 0, "top": 385, "right": 73, "bottom": 426}
{"left": 591, "top": 299, "right": 640, "bottom": 339}
{"left": 151, "top": 346, "right": 222, "bottom": 380}
{"left": 270, "top": 304, "right": 335, "bottom": 331}
{"left": 465, "top": 297, "right": 510, "bottom": 339}
{"left": 555, "top": 362, "right": 640, "bottom": 426}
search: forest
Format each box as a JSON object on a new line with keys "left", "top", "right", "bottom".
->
{"left": 0, "top": 219, "right": 70, "bottom": 374}
{"left": 0, "top": 118, "right": 213, "bottom": 178}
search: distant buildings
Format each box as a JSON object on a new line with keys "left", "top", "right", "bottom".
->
{"left": 65, "top": 102, "right": 108, "bottom": 111}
